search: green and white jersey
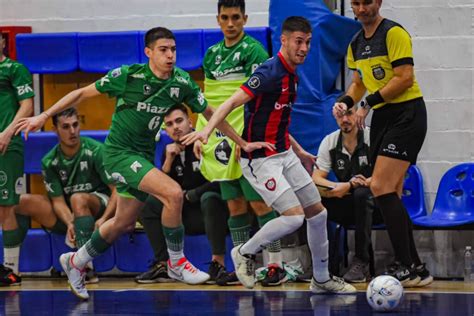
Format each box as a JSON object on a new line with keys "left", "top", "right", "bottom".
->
{"left": 41, "top": 137, "right": 112, "bottom": 202}
{"left": 95, "top": 63, "right": 207, "bottom": 160}
{"left": 0, "top": 57, "right": 34, "bottom": 152}
{"left": 198, "top": 34, "right": 268, "bottom": 181}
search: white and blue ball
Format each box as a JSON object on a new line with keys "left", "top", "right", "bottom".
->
{"left": 366, "top": 275, "right": 404, "bottom": 311}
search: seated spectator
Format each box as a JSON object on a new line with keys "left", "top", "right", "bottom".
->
{"left": 135, "top": 104, "right": 229, "bottom": 284}
{"left": 15, "top": 108, "right": 116, "bottom": 283}
{"left": 312, "top": 106, "right": 383, "bottom": 283}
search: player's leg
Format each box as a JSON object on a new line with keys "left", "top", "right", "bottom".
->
{"left": 70, "top": 193, "right": 103, "bottom": 249}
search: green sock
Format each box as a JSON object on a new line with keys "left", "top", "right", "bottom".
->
{"left": 257, "top": 211, "right": 282, "bottom": 253}
{"left": 228, "top": 213, "right": 251, "bottom": 247}
{"left": 162, "top": 225, "right": 184, "bottom": 252}
{"left": 84, "top": 229, "right": 111, "bottom": 258}
{"left": 74, "top": 216, "right": 95, "bottom": 248}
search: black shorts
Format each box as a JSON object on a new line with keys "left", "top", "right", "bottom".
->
{"left": 370, "top": 98, "right": 427, "bottom": 165}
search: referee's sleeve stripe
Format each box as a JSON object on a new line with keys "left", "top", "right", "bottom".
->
{"left": 391, "top": 57, "right": 414, "bottom": 68}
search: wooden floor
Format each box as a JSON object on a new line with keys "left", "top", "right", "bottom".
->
{"left": 4, "top": 277, "right": 474, "bottom": 293}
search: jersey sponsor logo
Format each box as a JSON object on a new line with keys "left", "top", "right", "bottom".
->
{"left": 16, "top": 84, "right": 33, "bottom": 96}
{"left": 233, "top": 52, "right": 241, "bottom": 62}
{"left": 80, "top": 161, "right": 88, "bottom": 171}
{"left": 0, "top": 171, "right": 7, "bottom": 186}
{"left": 1, "top": 189, "right": 8, "bottom": 200}
{"left": 248, "top": 76, "right": 261, "bottom": 89}
{"left": 362, "top": 45, "right": 372, "bottom": 56}
{"left": 64, "top": 183, "right": 93, "bottom": 194}
{"left": 214, "top": 139, "right": 231, "bottom": 166}
{"left": 85, "top": 149, "right": 93, "bottom": 157}
{"left": 143, "top": 84, "right": 152, "bottom": 95}
{"left": 242, "top": 42, "right": 249, "bottom": 49}
{"left": 52, "top": 158, "right": 59, "bottom": 166}
{"left": 336, "top": 159, "right": 345, "bottom": 169}
{"left": 130, "top": 161, "right": 143, "bottom": 173}
{"left": 137, "top": 102, "right": 168, "bottom": 114}
{"left": 265, "top": 178, "right": 277, "bottom": 191}
{"left": 210, "top": 66, "right": 244, "bottom": 79}
{"left": 215, "top": 130, "right": 226, "bottom": 138}
{"left": 59, "top": 170, "right": 68, "bottom": 181}
{"left": 371, "top": 65, "right": 385, "bottom": 80}
{"left": 111, "top": 172, "right": 127, "bottom": 184}
{"left": 99, "top": 76, "right": 110, "bottom": 87}
{"left": 274, "top": 102, "right": 292, "bottom": 110}
{"left": 148, "top": 116, "right": 162, "bottom": 130}
{"left": 251, "top": 63, "right": 259, "bottom": 73}
{"left": 383, "top": 143, "right": 399, "bottom": 155}
{"left": 131, "top": 73, "right": 145, "bottom": 79}
{"left": 111, "top": 67, "right": 122, "bottom": 78}
{"left": 170, "top": 87, "right": 180, "bottom": 98}
{"left": 176, "top": 76, "right": 188, "bottom": 85}
{"left": 15, "top": 177, "right": 24, "bottom": 195}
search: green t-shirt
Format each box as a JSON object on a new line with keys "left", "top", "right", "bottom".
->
{"left": 0, "top": 57, "right": 35, "bottom": 152}
{"left": 95, "top": 63, "right": 207, "bottom": 160}
{"left": 198, "top": 34, "right": 268, "bottom": 181}
{"left": 41, "top": 137, "right": 112, "bottom": 203}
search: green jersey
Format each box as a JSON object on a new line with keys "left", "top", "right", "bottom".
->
{"left": 41, "top": 137, "right": 111, "bottom": 203}
{"left": 198, "top": 34, "right": 268, "bottom": 181}
{"left": 0, "top": 57, "right": 35, "bottom": 152}
{"left": 95, "top": 63, "right": 207, "bottom": 161}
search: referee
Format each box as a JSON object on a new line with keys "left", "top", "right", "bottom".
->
{"left": 333, "top": 0, "right": 432, "bottom": 287}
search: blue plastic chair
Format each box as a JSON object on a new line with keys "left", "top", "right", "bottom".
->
{"left": 202, "top": 27, "right": 270, "bottom": 57}
{"left": 114, "top": 232, "right": 154, "bottom": 272}
{"left": 78, "top": 31, "right": 140, "bottom": 73}
{"left": 16, "top": 33, "right": 78, "bottom": 73}
{"left": 139, "top": 29, "right": 203, "bottom": 71}
{"left": 413, "top": 163, "right": 474, "bottom": 227}
{"left": 154, "top": 130, "right": 173, "bottom": 169}
{"left": 402, "top": 165, "right": 428, "bottom": 220}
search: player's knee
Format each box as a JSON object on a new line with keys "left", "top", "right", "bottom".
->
{"left": 250, "top": 200, "right": 271, "bottom": 216}
{"left": 279, "top": 214, "right": 305, "bottom": 230}
{"left": 70, "top": 193, "right": 90, "bottom": 215}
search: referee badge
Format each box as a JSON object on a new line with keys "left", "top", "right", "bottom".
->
{"left": 372, "top": 65, "right": 385, "bottom": 80}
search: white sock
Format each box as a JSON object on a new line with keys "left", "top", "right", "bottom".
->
{"left": 168, "top": 249, "right": 185, "bottom": 266}
{"left": 241, "top": 215, "right": 304, "bottom": 255}
{"left": 306, "top": 209, "right": 330, "bottom": 282}
{"left": 72, "top": 245, "right": 93, "bottom": 270}
{"left": 4, "top": 246, "right": 20, "bottom": 274}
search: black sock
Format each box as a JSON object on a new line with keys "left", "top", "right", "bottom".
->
{"left": 375, "top": 192, "right": 414, "bottom": 267}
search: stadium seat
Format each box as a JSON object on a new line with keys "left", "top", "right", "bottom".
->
{"left": 50, "top": 232, "right": 115, "bottom": 272}
{"left": 16, "top": 33, "right": 78, "bottom": 73}
{"left": 182, "top": 234, "right": 235, "bottom": 272}
{"left": 202, "top": 27, "right": 271, "bottom": 56}
{"left": 413, "top": 163, "right": 474, "bottom": 227}
{"left": 139, "top": 29, "right": 204, "bottom": 71}
{"left": 114, "top": 232, "right": 154, "bottom": 272}
{"left": 78, "top": 31, "right": 141, "bottom": 73}
{"left": 402, "top": 165, "right": 428, "bottom": 220}
{"left": 23, "top": 131, "right": 108, "bottom": 174}
{"left": 0, "top": 229, "right": 52, "bottom": 272}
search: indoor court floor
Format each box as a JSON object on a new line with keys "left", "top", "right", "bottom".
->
{"left": 0, "top": 279, "right": 472, "bottom": 315}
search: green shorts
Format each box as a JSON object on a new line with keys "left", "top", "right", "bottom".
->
{"left": 104, "top": 151, "right": 154, "bottom": 202}
{"left": 220, "top": 175, "right": 263, "bottom": 201}
{"left": 0, "top": 150, "right": 24, "bottom": 206}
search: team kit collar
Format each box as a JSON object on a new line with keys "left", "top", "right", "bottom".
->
{"left": 277, "top": 52, "right": 295, "bottom": 74}
{"left": 144, "top": 63, "right": 176, "bottom": 82}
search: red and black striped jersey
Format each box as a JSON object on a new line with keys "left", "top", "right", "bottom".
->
{"left": 240, "top": 52, "right": 298, "bottom": 159}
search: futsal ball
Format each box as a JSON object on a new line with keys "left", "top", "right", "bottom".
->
{"left": 366, "top": 275, "right": 404, "bottom": 311}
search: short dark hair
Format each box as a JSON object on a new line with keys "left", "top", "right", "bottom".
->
{"left": 165, "top": 104, "right": 189, "bottom": 118}
{"left": 282, "top": 16, "right": 312, "bottom": 34}
{"left": 218, "top": 0, "right": 245, "bottom": 14}
{"left": 145, "top": 27, "right": 175, "bottom": 48}
{"left": 52, "top": 108, "right": 78, "bottom": 126}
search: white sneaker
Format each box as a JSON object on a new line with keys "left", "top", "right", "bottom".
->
{"left": 310, "top": 275, "right": 357, "bottom": 294}
{"left": 60, "top": 252, "right": 89, "bottom": 300}
{"left": 231, "top": 245, "right": 256, "bottom": 289}
{"left": 167, "top": 258, "right": 210, "bottom": 285}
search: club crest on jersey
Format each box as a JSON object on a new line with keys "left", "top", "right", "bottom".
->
{"left": 215, "top": 139, "right": 231, "bottom": 165}
{"left": 0, "top": 171, "right": 7, "bottom": 186}
{"left": 170, "top": 87, "right": 180, "bottom": 98}
{"left": 265, "top": 178, "right": 277, "bottom": 191}
{"left": 130, "top": 161, "right": 143, "bottom": 173}
{"left": 372, "top": 65, "right": 385, "bottom": 80}
{"left": 248, "top": 76, "right": 261, "bottom": 89}
{"left": 80, "top": 161, "right": 88, "bottom": 171}
{"left": 233, "top": 52, "right": 241, "bottom": 62}
{"left": 143, "top": 84, "right": 152, "bottom": 95}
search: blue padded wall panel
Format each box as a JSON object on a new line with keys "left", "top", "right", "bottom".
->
{"left": 202, "top": 27, "right": 270, "bottom": 56}
{"left": 50, "top": 233, "right": 115, "bottom": 272}
{"left": 78, "top": 31, "right": 140, "bottom": 73}
{"left": 23, "top": 131, "right": 108, "bottom": 174}
{"left": 0, "top": 229, "right": 52, "bottom": 272}
{"left": 114, "top": 232, "right": 154, "bottom": 272}
{"left": 139, "top": 29, "right": 203, "bottom": 70}
{"left": 16, "top": 33, "right": 78, "bottom": 74}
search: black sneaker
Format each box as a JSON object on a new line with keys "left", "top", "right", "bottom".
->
{"left": 135, "top": 262, "right": 175, "bottom": 284}
{"left": 207, "top": 261, "right": 226, "bottom": 284}
{"left": 0, "top": 265, "right": 21, "bottom": 286}
{"left": 261, "top": 264, "right": 287, "bottom": 287}
{"left": 342, "top": 257, "right": 370, "bottom": 283}
{"left": 415, "top": 263, "right": 433, "bottom": 287}
{"left": 216, "top": 271, "right": 240, "bottom": 286}
{"left": 384, "top": 262, "right": 420, "bottom": 287}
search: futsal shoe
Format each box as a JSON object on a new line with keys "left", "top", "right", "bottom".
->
{"left": 167, "top": 258, "right": 210, "bottom": 285}
{"left": 261, "top": 264, "right": 287, "bottom": 287}
{"left": 0, "top": 265, "right": 21, "bottom": 286}
{"left": 310, "top": 275, "right": 357, "bottom": 294}
{"left": 231, "top": 245, "right": 256, "bottom": 289}
{"left": 60, "top": 252, "right": 89, "bottom": 300}
{"left": 415, "top": 263, "right": 434, "bottom": 287}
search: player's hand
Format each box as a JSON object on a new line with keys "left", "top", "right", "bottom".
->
{"left": 166, "top": 143, "right": 183, "bottom": 158}
{"left": 234, "top": 145, "right": 241, "bottom": 162}
{"left": 350, "top": 174, "right": 368, "bottom": 188}
{"left": 95, "top": 217, "right": 106, "bottom": 230}
{"left": 329, "top": 182, "right": 351, "bottom": 198}
{"left": 241, "top": 141, "right": 276, "bottom": 153}
{"left": 15, "top": 113, "right": 48, "bottom": 140}
{"left": 67, "top": 224, "right": 76, "bottom": 245}
{"left": 333, "top": 102, "right": 348, "bottom": 118}
{"left": 355, "top": 106, "right": 369, "bottom": 129}
{"left": 181, "top": 130, "right": 210, "bottom": 146}
{"left": 193, "top": 140, "right": 203, "bottom": 159}
{"left": 296, "top": 150, "right": 317, "bottom": 175}
{"left": 0, "top": 131, "right": 13, "bottom": 155}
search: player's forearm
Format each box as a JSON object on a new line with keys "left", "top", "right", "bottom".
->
{"left": 378, "top": 72, "right": 413, "bottom": 102}
{"left": 216, "top": 120, "right": 247, "bottom": 148}
{"left": 100, "top": 188, "right": 117, "bottom": 222}
{"left": 4, "top": 98, "right": 33, "bottom": 136}
{"left": 346, "top": 81, "right": 366, "bottom": 104}
{"left": 161, "top": 156, "right": 174, "bottom": 174}
{"left": 51, "top": 199, "right": 74, "bottom": 226}
{"left": 289, "top": 135, "right": 303, "bottom": 154}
